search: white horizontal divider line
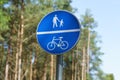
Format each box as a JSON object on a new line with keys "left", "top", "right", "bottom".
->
{"left": 37, "top": 29, "right": 80, "bottom": 35}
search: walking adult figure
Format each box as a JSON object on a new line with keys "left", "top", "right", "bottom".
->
{"left": 53, "top": 15, "right": 60, "bottom": 28}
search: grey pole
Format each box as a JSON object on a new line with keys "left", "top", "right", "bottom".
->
{"left": 56, "top": 55, "right": 63, "bottom": 80}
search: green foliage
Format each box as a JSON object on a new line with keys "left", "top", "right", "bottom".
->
{"left": 0, "top": 0, "right": 8, "bottom": 5}
{"left": 105, "top": 74, "right": 114, "bottom": 80}
{"left": 0, "top": 0, "right": 10, "bottom": 41}
{"left": 0, "top": 10, "right": 9, "bottom": 31}
{"left": 81, "top": 9, "right": 97, "bottom": 29}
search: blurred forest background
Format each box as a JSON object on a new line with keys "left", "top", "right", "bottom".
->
{"left": 0, "top": 0, "right": 114, "bottom": 80}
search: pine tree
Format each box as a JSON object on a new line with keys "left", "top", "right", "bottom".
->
{"left": 80, "top": 9, "right": 105, "bottom": 80}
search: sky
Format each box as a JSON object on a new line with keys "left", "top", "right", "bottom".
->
{"left": 71, "top": 0, "right": 120, "bottom": 80}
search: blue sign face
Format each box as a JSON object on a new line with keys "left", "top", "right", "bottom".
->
{"left": 36, "top": 10, "right": 81, "bottom": 55}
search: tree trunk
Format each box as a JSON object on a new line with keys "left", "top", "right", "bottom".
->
{"left": 72, "top": 50, "right": 75, "bottom": 80}
{"left": 15, "top": 29, "right": 20, "bottom": 80}
{"left": 43, "top": 60, "right": 47, "bottom": 80}
{"left": 87, "top": 30, "right": 90, "bottom": 74}
{"left": 18, "top": 0, "right": 24, "bottom": 80}
{"left": 77, "top": 64, "right": 80, "bottom": 80}
{"left": 74, "top": 61, "right": 77, "bottom": 80}
{"left": 30, "top": 55, "right": 33, "bottom": 80}
{"left": 15, "top": 52, "right": 19, "bottom": 80}
{"left": 74, "top": 51, "right": 77, "bottom": 80}
{"left": 33, "top": 69, "right": 37, "bottom": 80}
{"left": 33, "top": 57, "right": 37, "bottom": 80}
{"left": 5, "top": 45, "right": 11, "bottom": 80}
{"left": 14, "top": 2, "right": 20, "bottom": 80}
{"left": 51, "top": 55, "right": 54, "bottom": 80}
{"left": 5, "top": 57, "right": 9, "bottom": 80}
{"left": 81, "top": 47, "right": 86, "bottom": 80}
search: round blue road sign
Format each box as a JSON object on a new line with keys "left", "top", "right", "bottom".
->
{"left": 36, "top": 10, "right": 81, "bottom": 55}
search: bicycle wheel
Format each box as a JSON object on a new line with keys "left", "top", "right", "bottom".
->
{"left": 60, "top": 41, "right": 68, "bottom": 50}
{"left": 47, "top": 42, "right": 55, "bottom": 50}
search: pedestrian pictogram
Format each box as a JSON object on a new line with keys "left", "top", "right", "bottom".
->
{"left": 53, "top": 15, "right": 64, "bottom": 28}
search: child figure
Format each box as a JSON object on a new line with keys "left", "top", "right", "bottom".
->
{"left": 60, "top": 19, "right": 64, "bottom": 27}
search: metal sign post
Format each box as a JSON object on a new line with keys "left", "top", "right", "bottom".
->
{"left": 56, "top": 55, "right": 63, "bottom": 80}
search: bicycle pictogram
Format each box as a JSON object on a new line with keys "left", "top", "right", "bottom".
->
{"left": 47, "top": 36, "right": 69, "bottom": 51}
